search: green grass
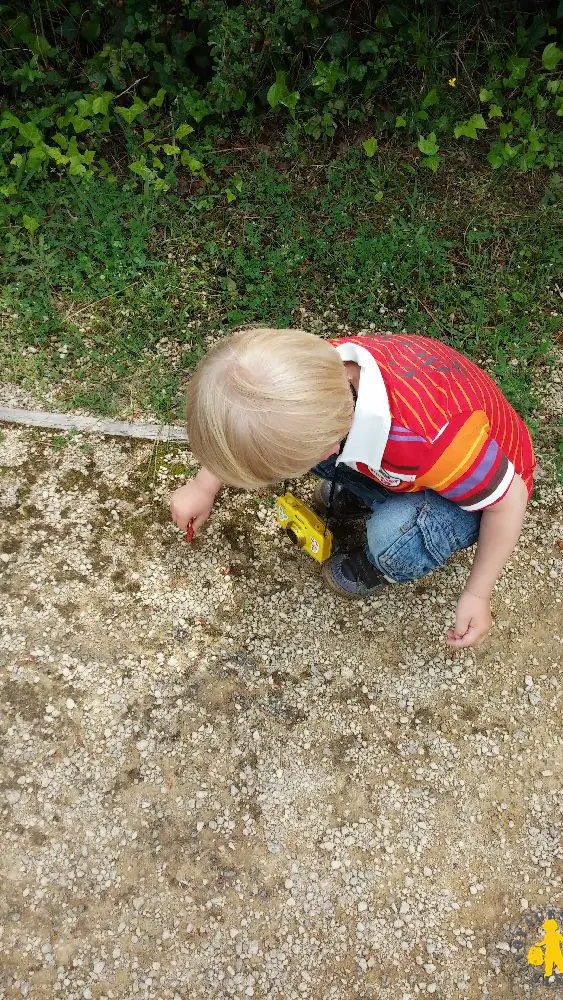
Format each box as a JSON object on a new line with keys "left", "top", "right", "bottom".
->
{"left": 1, "top": 149, "right": 561, "bottom": 456}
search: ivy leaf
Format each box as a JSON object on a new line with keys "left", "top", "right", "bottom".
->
{"left": 487, "top": 145, "right": 504, "bottom": 169}
{"left": 23, "top": 214, "right": 40, "bottom": 234}
{"left": 420, "top": 153, "right": 442, "bottom": 172}
{"left": 27, "top": 33, "right": 53, "bottom": 58}
{"left": 115, "top": 99, "right": 147, "bottom": 125}
{"left": 0, "top": 111, "right": 21, "bottom": 130}
{"left": 417, "top": 132, "right": 438, "bottom": 155}
{"left": 488, "top": 104, "right": 503, "bottom": 119}
{"left": 175, "top": 123, "right": 194, "bottom": 141}
{"left": 72, "top": 117, "right": 91, "bottom": 133}
{"left": 513, "top": 107, "right": 531, "bottom": 127}
{"left": 45, "top": 145, "right": 69, "bottom": 165}
{"left": 80, "top": 15, "right": 100, "bottom": 42}
{"left": 180, "top": 150, "right": 207, "bottom": 179}
{"left": 225, "top": 188, "right": 236, "bottom": 203}
{"left": 375, "top": 10, "right": 392, "bottom": 27}
{"left": 267, "top": 71, "right": 288, "bottom": 109}
{"left": 362, "top": 136, "right": 378, "bottom": 158}
{"left": 527, "top": 129, "right": 544, "bottom": 152}
{"left": 505, "top": 56, "right": 529, "bottom": 84}
{"left": 92, "top": 92, "right": 113, "bottom": 115}
{"left": 327, "top": 31, "right": 351, "bottom": 56}
{"left": 395, "top": 115, "right": 407, "bottom": 127}
{"left": 162, "top": 144, "right": 180, "bottom": 155}
{"left": 479, "top": 88, "right": 494, "bottom": 102}
{"left": 149, "top": 89, "right": 166, "bottom": 108}
{"left": 421, "top": 88, "right": 439, "bottom": 110}
{"left": 281, "top": 90, "right": 300, "bottom": 115}
{"left": 18, "top": 121, "right": 43, "bottom": 145}
{"left": 454, "top": 114, "right": 487, "bottom": 139}
{"left": 129, "top": 158, "right": 152, "bottom": 180}
{"left": 542, "top": 42, "right": 563, "bottom": 71}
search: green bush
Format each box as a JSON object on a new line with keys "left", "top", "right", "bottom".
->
{"left": 1, "top": 0, "right": 562, "bottom": 205}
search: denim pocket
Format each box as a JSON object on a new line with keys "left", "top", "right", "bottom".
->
{"left": 377, "top": 504, "right": 458, "bottom": 583}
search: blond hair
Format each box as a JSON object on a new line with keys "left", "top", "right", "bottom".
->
{"left": 186, "top": 327, "right": 353, "bottom": 489}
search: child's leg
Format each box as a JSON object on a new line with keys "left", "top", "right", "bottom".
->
{"left": 365, "top": 490, "right": 481, "bottom": 583}
{"left": 321, "top": 486, "right": 481, "bottom": 597}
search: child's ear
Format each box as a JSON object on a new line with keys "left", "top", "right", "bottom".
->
{"left": 320, "top": 443, "right": 340, "bottom": 461}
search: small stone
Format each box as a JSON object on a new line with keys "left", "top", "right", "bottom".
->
{"left": 427, "top": 986, "right": 437, "bottom": 995}
{"left": 496, "top": 942, "right": 510, "bottom": 952}
{"left": 358, "top": 901, "right": 368, "bottom": 913}
{"left": 520, "top": 898, "right": 529, "bottom": 910}
{"left": 524, "top": 675, "right": 533, "bottom": 687}
{"left": 66, "top": 698, "right": 76, "bottom": 710}
{"left": 399, "top": 901, "right": 410, "bottom": 915}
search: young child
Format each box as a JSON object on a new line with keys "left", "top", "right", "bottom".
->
{"left": 170, "top": 328, "right": 535, "bottom": 649}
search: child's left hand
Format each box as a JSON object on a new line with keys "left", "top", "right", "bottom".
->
{"left": 446, "top": 589, "right": 492, "bottom": 648}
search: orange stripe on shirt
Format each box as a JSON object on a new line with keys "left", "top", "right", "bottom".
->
{"left": 408, "top": 410, "right": 490, "bottom": 492}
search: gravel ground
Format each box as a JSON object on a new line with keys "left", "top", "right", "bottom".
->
{"left": 1, "top": 365, "right": 562, "bottom": 1000}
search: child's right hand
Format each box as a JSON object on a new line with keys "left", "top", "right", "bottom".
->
{"left": 170, "top": 470, "right": 221, "bottom": 536}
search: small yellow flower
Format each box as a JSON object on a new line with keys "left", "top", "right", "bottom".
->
{"left": 448, "top": 77, "right": 457, "bottom": 87}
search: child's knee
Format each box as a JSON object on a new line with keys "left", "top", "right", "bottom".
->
{"left": 366, "top": 501, "right": 457, "bottom": 583}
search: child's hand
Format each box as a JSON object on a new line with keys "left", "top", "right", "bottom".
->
{"left": 446, "top": 589, "right": 492, "bottom": 649}
{"left": 170, "top": 475, "right": 219, "bottom": 536}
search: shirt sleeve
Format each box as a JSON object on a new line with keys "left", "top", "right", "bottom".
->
{"left": 416, "top": 409, "right": 515, "bottom": 511}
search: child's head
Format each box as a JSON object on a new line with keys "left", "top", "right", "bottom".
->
{"left": 186, "top": 327, "right": 353, "bottom": 489}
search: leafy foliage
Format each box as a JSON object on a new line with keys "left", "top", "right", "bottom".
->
{"left": 1, "top": 1, "right": 562, "bottom": 208}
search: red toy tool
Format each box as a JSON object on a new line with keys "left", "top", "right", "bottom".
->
{"left": 185, "top": 519, "right": 194, "bottom": 543}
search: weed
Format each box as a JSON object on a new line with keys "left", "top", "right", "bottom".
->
{"left": 1, "top": 150, "right": 560, "bottom": 434}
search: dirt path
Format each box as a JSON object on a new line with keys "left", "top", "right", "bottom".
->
{"left": 1, "top": 408, "right": 562, "bottom": 1000}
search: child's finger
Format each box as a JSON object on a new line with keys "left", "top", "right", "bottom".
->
{"left": 446, "top": 623, "right": 481, "bottom": 648}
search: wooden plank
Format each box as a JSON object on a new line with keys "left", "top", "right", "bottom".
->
{"left": 0, "top": 407, "right": 188, "bottom": 442}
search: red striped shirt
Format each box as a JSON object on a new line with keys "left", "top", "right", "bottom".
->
{"left": 334, "top": 335, "right": 535, "bottom": 510}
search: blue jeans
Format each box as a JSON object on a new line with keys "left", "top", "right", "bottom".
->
{"left": 312, "top": 458, "right": 481, "bottom": 583}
